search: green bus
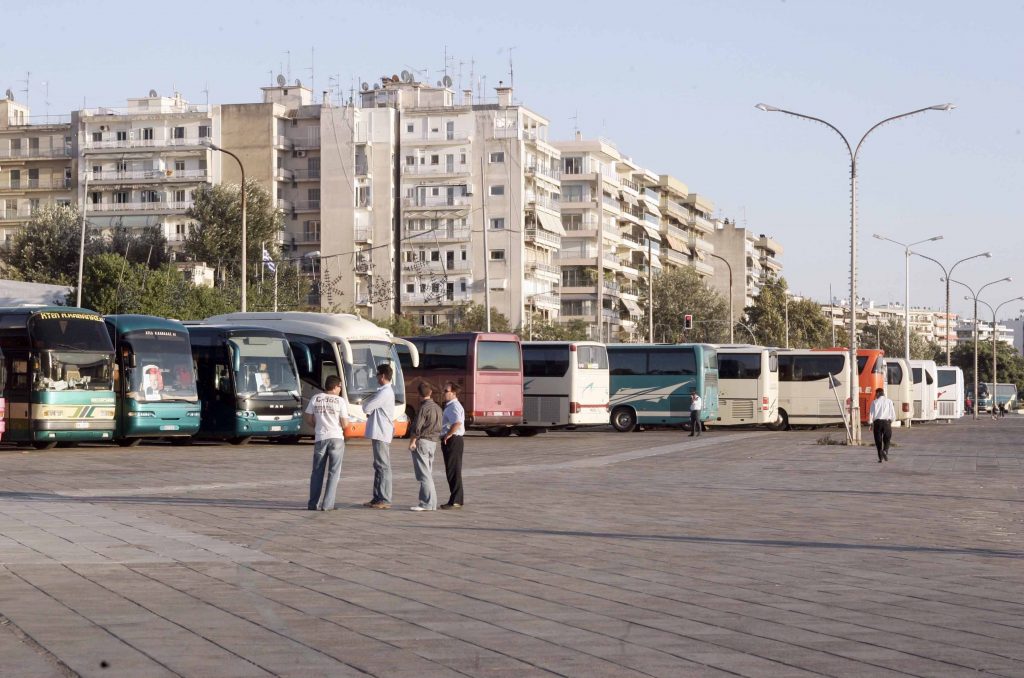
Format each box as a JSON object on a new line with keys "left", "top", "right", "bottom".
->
{"left": 104, "top": 315, "right": 200, "bottom": 446}
{"left": 0, "top": 306, "right": 116, "bottom": 448}
{"left": 607, "top": 343, "right": 720, "bottom": 432}
{"left": 186, "top": 324, "right": 302, "bottom": 444}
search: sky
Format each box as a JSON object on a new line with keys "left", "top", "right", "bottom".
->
{"left": 4, "top": 0, "right": 1023, "bottom": 319}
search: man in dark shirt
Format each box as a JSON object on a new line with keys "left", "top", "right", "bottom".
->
{"left": 408, "top": 382, "right": 443, "bottom": 511}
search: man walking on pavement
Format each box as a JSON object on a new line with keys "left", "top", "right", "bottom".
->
{"left": 362, "top": 364, "right": 395, "bottom": 509}
{"left": 408, "top": 382, "right": 442, "bottom": 511}
{"left": 868, "top": 387, "right": 896, "bottom": 463}
{"left": 440, "top": 381, "right": 466, "bottom": 510}
{"left": 305, "top": 375, "right": 349, "bottom": 511}
{"left": 688, "top": 387, "right": 703, "bottom": 437}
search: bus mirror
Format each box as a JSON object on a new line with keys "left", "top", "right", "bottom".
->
{"left": 228, "top": 341, "right": 241, "bottom": 372}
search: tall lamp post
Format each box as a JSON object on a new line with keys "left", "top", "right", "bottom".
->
{"left": 974, "top": 295, "right": 1024, "bottom": 415}
{"left": 911, "top": 251, "right": 991, "bottom": 365}
{"left": 872, "top": 233, "right": 943, "bottom": 367}
{"left": 949, "top": 277, "right": 1011, "bottom": 419}
{"left": 756, "top": 102, "right": 953, "bottom": 444}
{"left": 709, "top": 252, "right": 734, "bottom": 343}
{"left": 204, "top": 141, "right": 248, "bottom": 312}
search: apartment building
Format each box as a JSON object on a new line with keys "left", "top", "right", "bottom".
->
{"left": 0, "top": 95, "right": 73, "bottom": 246}
{"left": 822, "top": 301, "right": 959, "bottom": 346}
{"left": 955, "top": 318, "right": 1015, "bottom": 347}
{"left": 72, "top": 92, "right": 219, "bottom": 248}
{"left": 650, "top": 175, "right": 716, "bottom": 283}
{"left": 706, "top": 219, "right": 786, "bottom": 315}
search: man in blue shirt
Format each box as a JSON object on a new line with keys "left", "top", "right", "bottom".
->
{"left": 440, "top": 381, "right": 466, "bottom": 510}
{"left": 362, "top": 364, "right": 395, "bottom": 509}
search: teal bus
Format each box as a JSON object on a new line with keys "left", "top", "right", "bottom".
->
{"left": 185, "top": 324, "right": 302, "bottom": 444}
{"left": 0, "top": 306, "right": 116, "bottom": 448}
{"left": 607, "top": 343, "right": 719, "bottom": 432}
{"left": 104, "top": 315, "right": 200, "bottom": 446}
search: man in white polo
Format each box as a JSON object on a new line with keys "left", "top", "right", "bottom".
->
{"left": 868, "top": 387, "right": 896, "bottom": 463}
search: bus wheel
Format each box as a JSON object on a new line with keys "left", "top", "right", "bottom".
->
{"left": 611, "top": 407, "right": 637, "bottom": 433}
{"left": 118, "top": 438, "right": 142, "bottom": 447}
{"left": 484, "top": 427, "right": 512, "bottom": 437}
{"left": 778, "top": 409, "right": 791, "bottom": 431}
{"left": 514, "top": 427, "right": 543, "bottom": 436}
{"left": 33, "top": 441, "right": 58, "bottom": 450}
{"left": 277, "top": 435, "right": 302, "bottom": 445}
{"left": 230, "top": 436, "right": 252, "bottom": 446}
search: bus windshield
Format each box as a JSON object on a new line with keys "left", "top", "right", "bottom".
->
{"left": 523, "top": 346, "right": 569, "bottom": 378}
{"left": 348, "top": 341, "right": 404, "bottom": 405}
{"left": 123, "top": 330, "right": 197, "bottom": 402}
{"left": 29, "top": 313, "right": 114, "bottom": 391}
{"left": 35, "top": 351, "right": 113, "bottom": 391}
{"left": 228, "top": 335, "right": 300, "bottom": 397}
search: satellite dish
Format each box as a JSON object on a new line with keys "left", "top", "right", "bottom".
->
{"left": 400, "top": 70, "right": 412, "bottom": 83}
{"left": 4, "top": 89, "right": 13, "bottom": 100}
{"left": 442, "top": 75, "right": 453, "bottom": 88}
{"left": 276, "top": 74, "right": 286, "bottom": 86}
{"left": 361, "top": 82, "right": 370, "bottom": 92}
{"left": 391, "top": 74, "right": 400, "bottom": 83}
{"left": 372, "top": 83, "right": 380, "bottom": 90}
{"left": 436, "top": 81, "right": 442, "bottom": 87}
{"left": 148, "top": 89, "right": 158, "bottom": 97}
{"left": 295, "top": 79, "right": 302, "bottom": 87}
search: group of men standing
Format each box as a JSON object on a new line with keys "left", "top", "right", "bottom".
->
{"left": 305, "top": 364, "right": 466, "bottom": 512}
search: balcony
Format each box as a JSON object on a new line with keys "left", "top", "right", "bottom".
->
{"left": 355, "top": 161, "right": 370, "bottom": 176}
{"left": 643, "top": 187, "right": 660, "bottom": 202}
{"left": 558, "top": 249, "right": 598, "bottom": 263}
{"left": 763, "top": 255, "right": 783, "bottom": 271}
{"left": 276, "top": 199, "right": 292, "bottom": 212}
{"left": 528, "top": 293, "right": 561, "bottom": 309}
{"left": 354, "top": 229, "right": 372, "bottom": 243}
{"left": 663, "top": 200, "right": 690, "bottom": 221}
{"left": 401, "top": 291, "right": 473, "bottom": 305}
{"left": 274, "top": 136, "right": 294, "bottom": 150}
{"left": 88, "top": 169, "right": 209, "bottom": 183}
{"left": 402, "top": 164, "right": 469, "bottom": 176}
{"left": 526, "top": 192, "right": 560, "bottom": 213}
{"left": 527, "top": 261, "right": 560, "bottom": 281}
{"left": 694, "top": 259, "right": 714, "bottom": 277}
{"left": 275, "top": 168, "right": 294, "bottom": 182}
{"left": 292, "top": 169, "right": 320, "bottom": 181}
{"left": 618, "top": 259, "right": 639, "bottom": 276}
{"left": 526, "top": 164, "right": 561, "bottom": 182}
{"left": 87, "top": 201, "right": 191, "bottom": 214}
{"left": 1, "top": 207, "right": 34, "bottom": 221}
{"left": 620, "top": 178, "right": 639, "bottom": 193}
{"left": 402, "top": 195, "right": 471, "bottom": 209}
{"left": 2, "top": 177, "right": 72, "bottom": 190}
{"left": 691, "top": 236, "right": 714, "bottom": 255}
{"left": 524, "top": 227, "right": 561, "bottom": 249}
{"left": 688, "top": 213, "right": 715, "bottom": 233}
{"left": 83, "top": 136, "right": 213, "bottom": 151}
{"left": 403, "top": 227, "right": 471, "bottom": 243}
{"left": 0, "top": 146, "right": 72, "bottom": 159}
{"left": 293, "top": 200, "right": 321, "bottom": 212}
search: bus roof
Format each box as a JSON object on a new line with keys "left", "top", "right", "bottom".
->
{"left": 606, "top": 342, "right": 716, "bottom": 350}
{"left": 406, "top": 332, "right": 520, "bottom": 342}
{"left": 104, "top": 314, "right": 188, "bottom": 334}
{"left": 204, "top": 312, "right": 394, "bottom": 342}
{"left": 0, "top": 306, "right": 103, "bottom": 329}
{"left": 184, "top": 323, "right": 288, "bottom": 339}
{"left": 522, "top": 340, "right": 606, "bottom": 347}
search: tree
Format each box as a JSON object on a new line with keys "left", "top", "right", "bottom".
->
{"left": 379, "top": 314, "right": 432, "bottom": 338}
{"left": 744, "top": 277, "right": 831, "bottom": 348}
{"left": 951, "top": 340, "right": 1024, "bottom": 394}
{"left": 0, "top": 204, "right": 100, "bottom": 284}
{"left": 640, "top": 266, "right": 729, "bottom": 343}
{"left": 105, "top": 225, "right": 171, "bottom": 269}
{"left": 861, "top": 318, "right": 942, "bottom": 360}
{"left": 516, "top": 314, "right": 589, "bottom": 341}
{"left": 449, "top": 303, "right": 511, "bottom": 332}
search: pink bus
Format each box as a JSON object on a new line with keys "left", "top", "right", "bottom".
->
{"left": 398, "top": 332, "right": 523, "bottom": 435}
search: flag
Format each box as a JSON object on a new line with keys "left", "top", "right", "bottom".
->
{"left": 262, "top": 248, "right": 277, "bottom": 273}
{"left": 827, "top": 373, "right": 841, "bottom": 390}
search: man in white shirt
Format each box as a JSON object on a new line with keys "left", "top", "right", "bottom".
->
{"left": 688, "top": 388, "right": 703, "bottom": 437}
{"left": 868, "top": 387, "right": 896, "bottom": 463}
{"left": 362, "top": 364, "right": 396, "bottom": 509}
{"left": 304, "top": 375, "right": 350, "bottom": 510}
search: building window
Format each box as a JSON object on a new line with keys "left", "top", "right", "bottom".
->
{"left": 405, "top": 156, "right": 415, "bottom": 165}
{"left": 489, "top": 250, "right": 506, "bottom": 261}
{"left": 406, "top": 123, "right": 414, "bottom": 133}
{"left": 142, "top": 128, "right": 154, "bottom": 140}
{"left": 460, "top": 153, "right": 467, "bottom": 164}
{"left": 406, "top": 284, "right": 414, "bottom": 293}
{"left": 90, "top": 192, "right": 101, "bottom": 204}
{"left": 116, "top": 130, "right": 128, "bottom": 141}
{"left": 198, "top": 157, "right": 207, "bottom": 170}
{"left": 173, "top": 126, "right": 185, "bottom": 139}
{"left": 92, "top": 132, "right": 102, "bottom": 142}
{"left": 489, "top": 151, "right": 505, "bottom": 163}
{"left": 116, "top": 161, "right": 127, "bottom": 172}
{"left": 489, "top": 185, "right": 505, "bottom": 196}
{"left": 198, "top": 125, "right": 210, "bottom": 138}
{"left": 174, "top": 160, "right": 185, "bottom": 171}
{"left": 430, "top": 154, "right": 439, "bottom": 165}
{"left": 173, "top": 189, "right": 186, "bottom": 203}
{"left": 490, "top": 218, "right": 505, "bottom": 230}
{"left": 92, "top": 165, "right": 101, "bottom": 177}
{"left": 430, "top": 251, "right": 440, "bottom": 262}
{"left": 114, "top": 191, "right": 129, "bottom": 204}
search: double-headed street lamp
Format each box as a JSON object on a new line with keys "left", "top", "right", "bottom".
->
{"left": 948, "top": 277, "right": 1011, "bottom": 419}
{"left": 872, "top": 233, "right": 942, "bottom": 368}
{"left": 756, "top": 102, "right": 954, "bottom": 443}
{"left": 974, "top": 295, "right": 1024, "bottom": 415}
{"left": 204, "top": 141, "right": 248, "bottom": 312}
{"left": 911, "top": 251, "right": 991, "bottom": 365}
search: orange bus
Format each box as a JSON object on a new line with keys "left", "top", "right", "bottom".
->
{"left": 817, "top": 348, "right": 885, "bottom": 424}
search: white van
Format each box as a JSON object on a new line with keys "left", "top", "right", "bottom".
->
{"left": 909, "top": 359, "right": 939, "bottom": 422}
{"left": 883, "top": 358, "right": 913, "bottom": 427}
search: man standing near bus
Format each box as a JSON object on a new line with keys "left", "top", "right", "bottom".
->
{"left": 362, "top": 364, "right": 395, "bottom": 509}
{"left": 305, "top": 375, "right": 349, "bottom": 511}
{"left": 408, "top": 382, "right": 442, "bottom": 511}
{"left": 868, "top": 387, "right": 895, "bottom": 463}
{"left": 688, "top": 388, "right": 703, "bottom": 437}
{"left": 440, "top": 381, "right": 466, "bottom": 510}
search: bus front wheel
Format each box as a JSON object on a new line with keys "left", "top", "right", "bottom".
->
{"left": 230, "top": 436, "right": 252, "bottom": 446}
{"left": 118, "top": 438, "right": 142, "bottom": 447}
{"left": 611, "top": 407, "right": 637, "bottom": 433}
{"left": 514, "top": 427, "right": 543, "bottom": 436}
{"left": 33, "top": 441, "right": 58, "bottom": 450}
{"left": 484, "top": 427, "right": 512, "bottom": 437}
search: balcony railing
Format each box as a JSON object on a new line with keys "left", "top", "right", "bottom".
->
{"left": 526, "top": 164, "right": 561, "bottom": 181}
{"left": 275, "top": 168, "right": 294, "bottom": 182}
{"left": 1, "top": 207, "right": 35, "bottom": 220}
{"left": 87, "top": 201, "right": 192, "bottom": 213}
{"left": 402, "top": 195, "right": 471, "bottom": 208}
{"left": 0, "top": 146, "right": 72, "bottom": 159}
{"left": 558, "top": 249, "right": 598, "bottom": 261}
{"left": 3, "top": 177, "right": 72, "bottom": 190}
{"left": 403, "top": 227, "right": 471, "bottom": 242}
{"left": 643, "top": 187, "right": 660, "bottom": 202}
{"left": 292, "top": 169, "right": 321, "bottom": 181}
{"left": 354, "top": 229, "right": 372, "bottom": 242}
{"left": 83, "top": 136, "right": 213, "bottom": 150}
{"left": 526, "top": 193, "right": 560, "bottom": 212}
{"left": 88, "top": 169, "right": 209, "bottom": 182}
{"left": 401, "top": 291, "right": 473, "bottom": 305}
{"left": 528, "top": 293, "right": 561, "bottom": 308}
{"left": 563, "top": 215, "right": 599, "bottom": 232}
{"left": 527, "top": 261, "right": 559, "bottom": 276}
{"left": 355, "top": 162, "right": 369, "bottom": 175}
{"left": 273, "top": 135, "right": 294, "bottom": 150}
{"left": 293, "top": 200, "right": 321, "bottom": 211}
{"left": 620, "top": 178, "right": 639, "bottom": 192}
{"left": 524, "top": 228, "right": 562, "bottom": 248}
{"left": 560, "top": 192, "right": 593, "bottom": 205}
{"left": 402, "top": 164, "right": 467, "bottom": 175}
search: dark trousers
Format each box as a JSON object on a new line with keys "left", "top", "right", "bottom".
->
{"left": 872, "top": 420, "right": 892, "bottom": 460}
{"left": 441, "top": 435, "right": 464, "bottom": 505}
{"left": 689, "top": 409, "right": 701, "bottom": 436}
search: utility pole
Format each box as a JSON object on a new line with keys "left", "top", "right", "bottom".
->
{"left": 647, "top": 238, "right": 654, "bottom": 343}
{"left": 480, "top": 157, "right": 491, "bottom": 331}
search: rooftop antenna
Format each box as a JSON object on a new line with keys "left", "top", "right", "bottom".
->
{"left": 286, "top": 50, "right": 291, "bottom": 81}
{"left": 570, "top": 110, "right": 579, "bottom": 136}
{"left": 19, "top": 71, "right": 29, "bottom": 107}
{"left": 268, "top": 70, "right": 274, "bottom": 86}
{"left": 307, "top": 46, "right": 315, "bottom": 95}
{"left": 507, "top": 46, "right": 516, "bottom": 97}
{"left": 42, "top": 80, "right": 49, "bottom": 120}
{"left": 201, "top": 82, "right": 209, "bottom": 107}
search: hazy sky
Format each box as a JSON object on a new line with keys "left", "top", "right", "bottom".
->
{"left": 5, "top": 0, "right": 1022, "bottom": 319}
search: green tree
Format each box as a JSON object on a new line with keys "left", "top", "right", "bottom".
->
{"left": 449, "top": 303, "right": 511, "bottom": 332}
{"left": 0, "top": 204, "right": 100, "bottom": 284}
{"left": 640, "top": 266, "right": 729, "bottom": 343}
{"left": 380, "top": 314, "right": 434, "bottom": 338}
{"left": 516, "top": 314, "right": 590, "bottom": 341}
{"left": 951, "top": 340, "right": 1024, "bottom": 394}
{"left": 744, "top": 277, "right": 831, "bottom": 348}
{"left": 105, "top": 225, "right": 170, "bottom": 269}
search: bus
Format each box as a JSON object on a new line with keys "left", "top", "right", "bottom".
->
{"left": 935, "top": 366, "right": 964, "bottom": 420}
{"left": 607, "top": 343, "right": 719, "bottom": 433}
{"left": 519, "top": 341, "right": 610, "bottom": 432}
{"left": 819, "top": 348, "right": 885, "bottom": 424}
{"left": 0, "top": 307, "right": 116, "bottom": 448}
{"left": 909, "top": 359, "right": 938, "bottom": 422}
{"left": 714, "top": 345, "right": 781, "bottom": 428}
{"left": 977, "top": 382, "right": 1018, "bottom": 412}
{"left": 104, "top": 315, "right": 200, "bottom": 446}
{"left": 186, "top": 324, "right": 302, "bottom": 443}
{"left": 777, "top": 350, "right": 850, "bottom": 429}
{"left": 398, "top": 332, "right": 522, "bottom": 435}
{"left": 883, "top": 358, "right": 913, "bottom": 427}
{"left": 0, "top": 347, "right": 6, "bottom": 441}
{"left": 206, "top": 312, "right": 418, "bottom": 439}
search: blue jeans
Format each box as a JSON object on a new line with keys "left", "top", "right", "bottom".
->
{"left": 309, "top": 438, "right": 345, "bottom": 510}
{"left": 371, "top": 439, "right": 392, "bottom": 504}
{"left": 411, "top": 439, "right": 438, "bottom": 509}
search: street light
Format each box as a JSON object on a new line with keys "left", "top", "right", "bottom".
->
{"left": 872, "top": 233, "right": 942, "bottom": 367}
{"left": 709, "top": 252, "right": 734, "bottom": 343}
{"left": 204, "top": 141, "right": 248, "bottom": 312}
{"left": 975, "top": 295, "right": 1024, "bottom": 415}
{"left": 948, "top": 276, "right": 1011, "bottom": 419}
{"left": 911, "top": 251, "right": 991, "bottom": 365}
{"left": 756, "top": 102, "right": 954, "bottom": 444}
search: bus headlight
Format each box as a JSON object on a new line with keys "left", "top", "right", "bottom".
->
{"left": 293, "top": 410, "right": 302, "bottom": 418}
{"left": 128, "top": 411, "right": 156, "bottom": 418}
{"left": 235, "top": 410, "right": 256, "bottom": 418}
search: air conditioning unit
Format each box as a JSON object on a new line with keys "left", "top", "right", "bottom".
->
{"left": 295, "top": 150, "right": 307, "bottom": 158}
{"left": 465, "top": 183, "right": 474, "bottom": 195}
{"left": 99, "top": 125, "right": 108, "bottom": 132}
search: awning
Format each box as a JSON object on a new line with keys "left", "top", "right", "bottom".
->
{"left": 619, "top": 191, "right": 639, "bottom": 207}
{"left": 537, "top": 211, "right": 566, "bottom": 236}
{"left": 639, "top": 222, "right": 660, "bottom": 239}
{"left": 621, "top": 298, "right": 644, "bottom": 317}
{"left": 644, "top": 201, "right": 662, "bottom": 218}
{"left": 649, "top": 253, "right": 662, "bottom": 269}
{"left": 664, "top": 233, "right": 690, "bottom": 254}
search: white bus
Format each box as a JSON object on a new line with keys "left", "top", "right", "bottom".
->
{"left": 910, "top": 359, "right": 938, "bottom": 422}
{"left": 883, "top": 358, "right": 914, "bottom": 427}
{"left": 935, "top": 366, "right": 964, "bottom": 420}
{"left": 776, "top": 350, "right": 850, "bottom": 429}
{"left": 714, "top": 345, "right": 781, "bottom": 427}
{"left": 205, "top": 312, "right": 419, "bottom": 439}
{"left": 520, "top": 341, "right": 610, "bottom": 432}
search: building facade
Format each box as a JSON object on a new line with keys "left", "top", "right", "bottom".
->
{"left": 706, "top": 219, "right": 785, "bottom": 316}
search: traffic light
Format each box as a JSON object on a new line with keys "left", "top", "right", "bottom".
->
{"left": 684, "top": 314, "right": 693, "bottom": 330}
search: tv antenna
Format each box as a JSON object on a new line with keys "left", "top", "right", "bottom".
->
{"left": 507, "top": 46, "right": 516, "bottom": 95}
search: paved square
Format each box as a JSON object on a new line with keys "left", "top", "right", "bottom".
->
{"left": 1, "top": 417, "right": 1022, "bottom": 677}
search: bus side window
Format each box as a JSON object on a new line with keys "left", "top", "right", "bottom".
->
{"left": 322, "top": 360, "right": 340, "bottom": 390}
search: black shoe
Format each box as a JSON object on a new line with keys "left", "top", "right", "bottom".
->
{"left": 440, "top": 503, "right": 462, "bottom": 510}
